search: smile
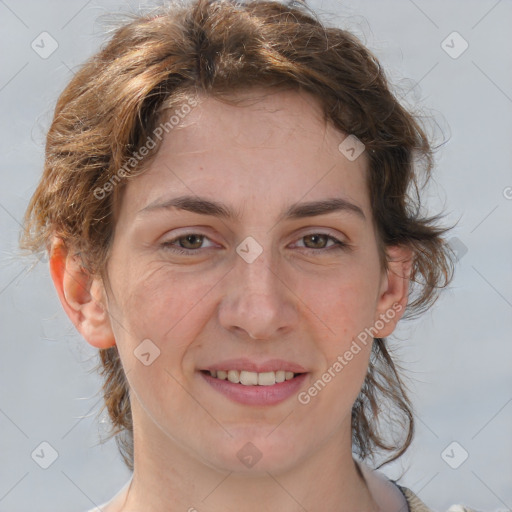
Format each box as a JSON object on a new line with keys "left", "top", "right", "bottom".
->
{"left": 205, "top": 369, "right": 298, "bottom": 386}
{"left": 199, "top": 370, "right": 308, "bottom": 406}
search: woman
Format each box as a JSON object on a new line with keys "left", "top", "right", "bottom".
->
{"left": 20, "top": 0, "right": 477, "bottom": 510}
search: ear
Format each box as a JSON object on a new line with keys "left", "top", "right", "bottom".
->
{"left": 49, "top": 237, "right": 116, "bottom": 349}
{"left": 373, "top": 245, "right": 413, "bottom": 338}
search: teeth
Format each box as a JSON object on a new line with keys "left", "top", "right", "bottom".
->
{"left": 227, "top": 370, "right": 240, "bottom": 384}
{"left": 208, "top": 369, "right": 298, "bottom": 385}
{"left": 256, "top": 371, "right": 274, "bottom": 386}
{"left": 241, "top": 370, "right": 259, "bottom": 385}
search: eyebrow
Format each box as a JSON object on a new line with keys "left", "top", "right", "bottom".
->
{"left": 137, "top": 195, "right": 366, "bottom": 222}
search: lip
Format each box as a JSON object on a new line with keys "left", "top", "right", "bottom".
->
{"left": 199, "top": 371, "right": 308, "bottom": 406}
{"left": 201, "top": 358, "right": 307, "bottom": 373}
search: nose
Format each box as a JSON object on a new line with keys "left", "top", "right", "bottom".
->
{"left": 217, "top": 243, "right": 298, "bottom": 341}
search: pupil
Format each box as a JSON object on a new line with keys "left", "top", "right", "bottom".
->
{"left": 184, "top": 235, "right": 202, "bottom": 248}
{"left": 308, "top": 234, "right": 325, "bottom": 248}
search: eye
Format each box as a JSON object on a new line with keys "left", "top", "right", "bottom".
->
{"left": 160, "top": 231, "right": 348, "bottom": 256}
{"left": 160, "top": 233, "right": 216, "bottom": 255}
{"left": 293, "top": 233, "right": 348, "bottom": 253}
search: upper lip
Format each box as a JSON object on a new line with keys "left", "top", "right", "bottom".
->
{"left": 201, "top": 358, "right": 307, "bottom": 373}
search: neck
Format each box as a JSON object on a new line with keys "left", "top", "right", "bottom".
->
{"left": 113, "top": 402, "right": 380, "bottom": 512}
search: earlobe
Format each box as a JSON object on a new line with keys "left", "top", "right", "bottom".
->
{"left": 49, "top": 237, "right": 116, "bottom": 349}
{"left": 373, "top": 245, "right": 413, "bottom": 338}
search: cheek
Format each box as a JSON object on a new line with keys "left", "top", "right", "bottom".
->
{"left": 298, "top": 277, "right": 376, "bottom": 413}
{"left": 292, "top": 262, "right": 380, "bottom": 404}
{"left": 107, "top": 261, "right": 219, "bottom": 354}
{"left": 105, "top": 264, "right": 220, "bottom": 415}
{"left": 293, "top": 264, "right": 381, "bottom": 343}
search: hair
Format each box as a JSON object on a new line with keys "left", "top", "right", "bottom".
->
{"left": 20, "top": 0, "right": 455, "bottom": 471}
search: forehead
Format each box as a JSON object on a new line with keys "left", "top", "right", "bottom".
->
{"left": 119, "top": 88, "right": 371, "bottom": 223}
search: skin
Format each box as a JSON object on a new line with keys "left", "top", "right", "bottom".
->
{"left": 50, "top": 88, "right": 412, "bottom": 511}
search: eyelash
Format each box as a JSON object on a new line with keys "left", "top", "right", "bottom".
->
{"left": 160, "top": 232, "right": 348, "bottom": 256}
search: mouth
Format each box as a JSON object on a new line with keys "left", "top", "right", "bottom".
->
{"left": 200, "top": 369, "right": 303, "bottom": 386}
{"left": 198, "top": 366, "right": 308, "bottom": 406}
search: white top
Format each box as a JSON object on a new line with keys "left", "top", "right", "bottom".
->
{"left": 357, "top": 461, "right": 409, "bottom": 511}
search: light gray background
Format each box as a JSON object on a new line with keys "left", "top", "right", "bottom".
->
{"left": 1, "top": 0, "right": 511, "bottom": 511}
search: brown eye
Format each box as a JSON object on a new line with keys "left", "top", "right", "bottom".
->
{"left": 177, "top": 234, "right": 204, "bottom": 249}
{"left": 161, "top": 233, "right": 216, "bottom": 255}
{"left": 303, "top": 234, "right": 330, "bottom": 249}
{"left": 294, "top": 232, "right": 348, "bottom": 254}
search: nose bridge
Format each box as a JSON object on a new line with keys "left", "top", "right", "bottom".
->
{"left": 219, "top": 235, "right": 295, "bottom": 340}
{"left": 237, "top": 234, "right": 274, "bottom": 286}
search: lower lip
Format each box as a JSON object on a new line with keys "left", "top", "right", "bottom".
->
{"left": 199, "top": 371, "right": 308, "bottom": 406}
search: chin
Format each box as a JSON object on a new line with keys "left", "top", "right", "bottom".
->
{"left": 199, "top": 429, "right": 306, "bottom": 475}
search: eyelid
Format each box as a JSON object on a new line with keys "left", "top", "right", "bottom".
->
{"left": 159, "top": 228, "right": 350, "bottom": 255}
{"left": 294, "top": 227, "right": 348, "bottom": 242}
{"left": 160, "top": 231, "right": 218, "bottom": 250}
{"left": 290, "top": 231, "right": 348, "bottom": 251}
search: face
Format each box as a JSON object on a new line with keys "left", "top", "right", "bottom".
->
{"left": 101, "top": 88, "right": 403, "bottom": 474}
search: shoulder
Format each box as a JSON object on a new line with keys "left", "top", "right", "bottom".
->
{"left": 396, "top": 485, "right": 481, "bottom": 512}
{"left": 396, "top": 485, "right": 434, "bottom": 512}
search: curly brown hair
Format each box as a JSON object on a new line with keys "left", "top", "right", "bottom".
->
{"left": 20, "top": 0, "right": 455, "bottom": 471}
